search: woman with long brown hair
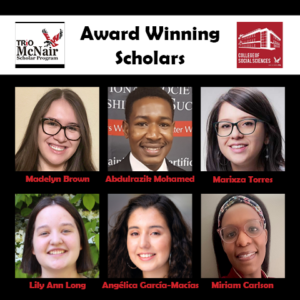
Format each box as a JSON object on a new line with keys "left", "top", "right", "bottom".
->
{"left": 108, "top": 194, "right": 192, "bottom": 278}
{"left": 206, "top": 87, "right": 285, "bottom": 171}
{"left": 15, "top": 89, "right": 96, "bottom": 171}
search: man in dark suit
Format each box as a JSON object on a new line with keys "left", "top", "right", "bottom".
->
{"left": 108, "top": 87, "right": 185, "bottom": 171}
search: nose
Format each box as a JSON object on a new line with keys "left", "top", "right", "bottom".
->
{"left": 50, "top": 231, "right": 63, "bottom": 245}
{"left": 139, "top": 233, "right": 150, "bottom": 249}
{"left": 145, "top": 124, "right": 161, "bottom": 140}
{"left": 230, "top": 124, "right": 244, "bottom": 139}
{"left": 53, "top": 128, "right": 67, "bottom": 143}
{"left": 235, "top": 230, "right": 252, "bottom": 247}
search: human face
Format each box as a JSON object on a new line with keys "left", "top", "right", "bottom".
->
{"left": 32, "top": 205, "right": 82, "bottom": 278}
{"left": 127, "top": 207, "right": 172, "bottom": 278}
{"left": 38, "top": 98, "right": 81, "bottom": 171}
{"left": 217, "top": 102, "right": 268, "bottom": 171}
{"left": 123, "top": 97, "right": 174, "bottom": 171}
{"left": 221, "top": 204, "right": 268, "bottom": 278}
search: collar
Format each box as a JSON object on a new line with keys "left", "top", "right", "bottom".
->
{"left": 129, "top": 152, "right": 168, "bottom": 171}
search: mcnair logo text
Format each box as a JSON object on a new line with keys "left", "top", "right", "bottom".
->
{"left": 16, "top": 29, "right": 63, "bottom": 61}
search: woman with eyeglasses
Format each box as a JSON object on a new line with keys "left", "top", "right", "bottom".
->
{"left": 206, "top": 87, "right": 285, "bottom": 171}
{"left": 15, "top": 89, "right": 96, "bottom": 171}
{"left": 212, "top": 194, "right": 271, "bottom": 278}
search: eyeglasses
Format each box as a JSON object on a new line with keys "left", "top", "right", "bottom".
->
{"left": 41, "top": 118, "right": 81, "bottom": 141}
{"left": 213, "top": 118, "right": 264, "bottom": 137}
{"left": 217, "top": 219, "right": 264, "bottom": 243}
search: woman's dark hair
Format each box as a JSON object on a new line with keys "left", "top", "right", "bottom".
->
{"left": 15, "top": 88, "right": 96, "bottom": 171}
{"left": 108, "top": 194, "right": 192, "bottom": 278}
{"left": 125, "top": 87, "right": 174, "bottom": 122}
{"left": 212, "top": 194, "right": 271, "bottom": 277}
{"left": 21, "top": 196, "right": 94, "bottom": 275}
{"left": 206, "top": 87, "right": 285, "bottom": 171}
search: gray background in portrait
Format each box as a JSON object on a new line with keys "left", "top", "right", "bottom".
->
{"left": 108, "top": 194, "right": 192, "bottom": 233}
{"left": 201, "top": 194, "right": 285, "bottom": 278}
{"left": 200, "top": 87, "right": 285, "bottom": 171}
{"left": 108, "top": 87, "right": 192, "bottom": 171}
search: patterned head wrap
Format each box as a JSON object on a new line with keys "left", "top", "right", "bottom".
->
{"left": 218, "top": 195, "right": 266, "bottom": 229}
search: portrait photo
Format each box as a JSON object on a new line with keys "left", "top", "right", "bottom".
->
{"left": 108, "top": 87, "right": 192, "bottom": 171}
{"left": 15, "top": 194, "right": 99, "bottom": 278}
{"left": 108, "top": 194, "right": 192, "bottom": 278}
{"left": 15, "top": 87, "right": 99, "bottom": 171}
{"left": 201, "top": 87, "right": 285, "bottom": 171}
{"left": 201, "top": 194, "right": 285, "bottom": 278}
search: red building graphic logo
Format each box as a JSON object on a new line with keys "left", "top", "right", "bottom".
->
{"left": 237, "top": 22, "right": 283, "bottom": 68}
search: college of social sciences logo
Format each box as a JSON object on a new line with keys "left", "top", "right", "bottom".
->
{"left": 237, "top": 22, "right": 282, "bottom": 68}
{"left": 15, "top": 22, "right": 65, "bottom": 68}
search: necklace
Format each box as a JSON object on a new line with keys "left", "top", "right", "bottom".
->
{"left": 232, "top": 267, "right": 268, "bottom": 278}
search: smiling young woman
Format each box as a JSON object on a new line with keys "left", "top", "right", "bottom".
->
{"left": 206, "top": 87, "right": 285, "bottom": 171}
{"left": 212, "top": 194, "right": 271, "bottom": 278}
{"left": 21, "top": 196, "right": 93, "bottom": 278}
{"left": 127, "top": 206, "right": 172, "bottom": 278}
{"left": 108, "top": 194, "right": 192, "bottom": 278}
{"left": 15, "top": 88, "right": 96, "bottom": 171}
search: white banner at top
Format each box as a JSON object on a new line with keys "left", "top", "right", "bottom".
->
{"left": 0, "top": 15, "right": 299, "bottom": 74}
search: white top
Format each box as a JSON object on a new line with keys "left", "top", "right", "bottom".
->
{"left": 129, "top": 152, "right": 168, "bottom": 171}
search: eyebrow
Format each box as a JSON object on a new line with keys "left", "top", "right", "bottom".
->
{"left": 44, "top": 117, "right": 79, "bottom": 126}
{"left": 222, "top": 218, "right": 261, "bottom": 227}
{"left": 133, "top": 116, "right": 172, "bottom": 121}
{"left": 36, "top": 222, "right": 75, "bottom": 231}
{"left": 218, "top": 116, "right": 255, "bottom": 122}
{"left": 128, "top": 225, "right": 165, "bottom": 230}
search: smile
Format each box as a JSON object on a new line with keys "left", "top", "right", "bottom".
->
{"left": 231, "top": 145, "right": 246, "bottom": 149}
{"left": 48, "top": 250, "right": 67, "bottom": 255}
{"left": 138, "top": 254, "right": 155, "bottom": 258}
{"left": 49, "top": 144, "right": 66, "bottom": 151}
{"left": 145, "top": 147, "right": 161, "bottom": 151}
{"left": 138, "top": 253, "right": 156, "bottom": 261}
{"left": 141, "top": 145, "right": 164, "bottom": 156}
{"left": 236, "top": 251, "right": 256, "bottom": 261}
{"left": 229, "top": 144, "right": 248, "bottom": 153}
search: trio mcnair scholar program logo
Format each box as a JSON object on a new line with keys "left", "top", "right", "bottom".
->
{"left": 237, "top": 22, "right": 283, "bottom": 68}
{"left": 15, "top": 22, "right": 65, "bottom": 68}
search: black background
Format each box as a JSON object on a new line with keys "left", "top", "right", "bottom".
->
{"left": 10, "top": 74, "right": 294, "bottom": 294}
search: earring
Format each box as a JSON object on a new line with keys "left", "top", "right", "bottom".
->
{"left": 218, "top": 151, "right": 229, "bottom": 166}
{"left": 127, "top": 260, "right": 137, "bottom": 269}
{"left": 265, "top": 145, "right": 269, "bottom": 160}
{"left": 169, "top": 253, "right": 172, "bottom": 265}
